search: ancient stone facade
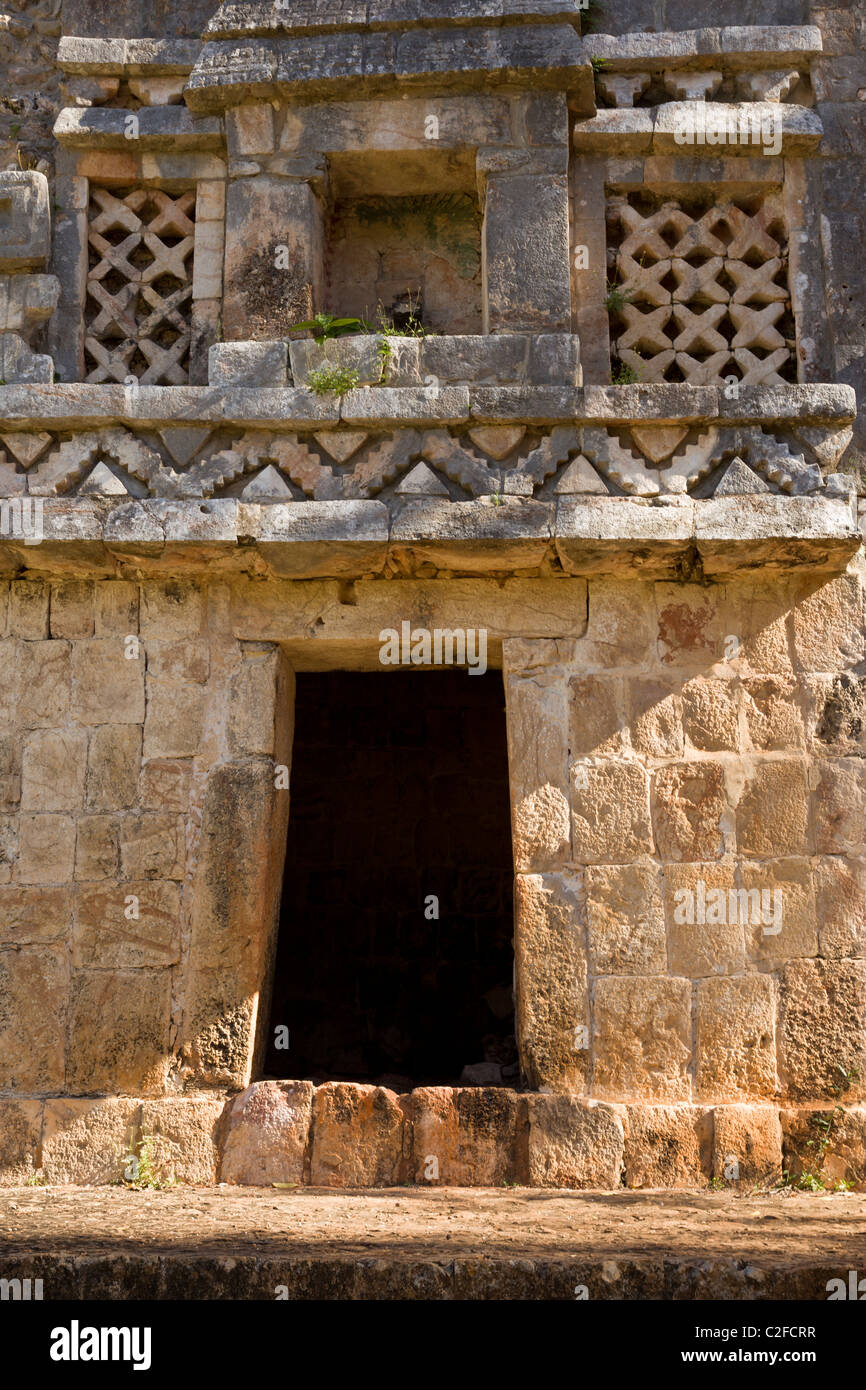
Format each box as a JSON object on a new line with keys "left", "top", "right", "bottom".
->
{"left": 0, "top": 0, "right": 864, "bottom": 1191}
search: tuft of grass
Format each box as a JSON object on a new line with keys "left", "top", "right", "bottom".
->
{"left": 306, "top": 363, "right": 360, "bottom": 397}
{"left": 604, "top": 279, "right": 632, "bottom": 315}
{"left": 25, "top": 1169, "right": 48, "bottom": 1187}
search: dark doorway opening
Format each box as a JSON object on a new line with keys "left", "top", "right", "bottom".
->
{"left": 264, "top": 671, "right": 516, "bottom": 1090}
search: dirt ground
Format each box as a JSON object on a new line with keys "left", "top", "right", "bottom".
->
{"left": 2, "top": 1186, "right": 866, "bottom": 1298}
{"left": 0, "top": 1185, "right": 863, "bottom": 1261}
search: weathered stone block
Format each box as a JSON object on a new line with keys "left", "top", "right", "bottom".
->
{"left": 184, "top": 760, "right": 287, "bottom": 1084}
{"left": 19, "top": 641, "right": 70, "bottom": 729}
{"left": 74, "top": 815, "right": 119, "bottom": 881}
{"left": 503, "top": 660, "right": 570, "bottom": 871}
{"left": 0, "top": 1098, "right": 42, "bottom": 1185}
{"left": 741, "top": 857, "right": 817, "bottom": 965}
{"left": 70, "top": 639, "right": 146, "bottom": 725}
{"left": 290, "top": 335, "right": 419, "bottom": 388}
{"left": 220, "top": 1080, "right": 315, "bottom": 1185}
{"left": 580, "top": 578, "right": 657, "bottom": 669}
{"left": 408, "top": 1086, "right": 524, "bottom": 1187}
{"left": 224, "top": 177, "right": 324, "bottom": 340}
{"left": 85, "top": 725, "right": 141, "bottom": 811}
{"left": 652, "top": 761, "right": 729, "bottom": 862}
{"left": 0, "top": 884, "right": 71, "bottom": 944}
{"left": 779, "top": 960, "right": 866, "bottom": 1103}
{"left": 571, "top": 762, "right": 653, "bottom": 864}
{"left": 143, "top": 683, "right": 207, "bottom": 759}
{"left": 41, "top": 1098, "right": 140, "bottom": 1185}
{"left": 514, "top": 871, "right": 587, "bottom": 1093}
{"left": 146, "top": 639, "right": 210, "bottom": 684}
{"left": 74, "top": 880, "right": 181, "bottom": 969}
{"left": 592, "top": 977, "right": 692, "bottom": 1102}
{"left": 226, "top": 102, "right": 276, "bottom": 157}
{"left": 0, "top": 171, "right": 50, "bottom": 271}
{"left": 526, "top": 1095, "right": 624, "bottom": 1188}
{"left": 681, "top": 678, "right": 740, "bottom": 753}
{"left": 483, "top": 171, "right": 571, "bottom": 332}
{"left": 791, "top": 574, "right": 864, "bottom": 672}
{"left": 585, "top": 859, "right": 667, "bottom": 976}
{"left": 228, "top": 645, "right": 281, "bottom": 755}
{"left": 781, "top": 1106, "right": 866, "bottom": 1190}
{"left": 0, "top": 947, "right": 67, "bottom": 1090}
{"left": 696, "top": 975, "right": 777, "bottom": 1102}
{"left": 568, "top": 674, "right": 626, "bottom": 757}
{"left": 139, "top": 1097, "right": 227, "bottom": 1185}
{"left": 628, "top": 679, "right": 684, "bottom": 758}
{"left": 17, "top": 814, "right": 76, "bottom": 884}
{"left": 623, "top": 1106, "right": 711, "bottom": 1189}
{"left": 139, "top": 758, "right": 192, "bottom": 812}
{"left": 310, "top": 1083, "right": 405, "bottom": 1187}
{"left": 94, "top": 581, "right": 139, "bottom": 637}
{"left": 21, "top": 729, "right": 87, "bottom": 812}
{"left": 67, "top": 969, "right": 172, "bottom": 1095}
{"left": 7, "top": 581, "right": 49, "bottom": 639}
{"left": 140, "top": 581, "right": 204, "bottom": 639}
{"left": 736, "top": 761, "right": 810, "bottom": 857}
{"left": 0, "top": 331, "right": 53, "bottom": 383}
{"left": 713, "top": 1105, "right": 783, "bottom": 1188}
{"left": 208, "top": 340, "right": 289, "bottom": 387}
{"left": 742, "top": 676, "right": 804, "bottom": 751}
{"left": 813, "top": 759, "right": 866, "bottom": 854}
{"left": 656, "top": 582, "right": 725, "bottom": 668}
{"left": 814, "top": 856, "right": 866, "bottom": 959}
{"left": 119, "top": 814, "right": 185, "bottom": 881}
{"left": 663, "top": 860, "right": 746, "bottom": 978}
{"left": 50, "top": 581, "right": 94, "bottom": 640}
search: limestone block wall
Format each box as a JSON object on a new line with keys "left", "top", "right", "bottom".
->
{"left": 0, "top": 561, "right": 864, "bottom": 1188}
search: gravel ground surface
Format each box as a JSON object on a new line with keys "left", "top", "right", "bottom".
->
{"left": 2, "top": 1186, "right": 865, "bottom": 1298}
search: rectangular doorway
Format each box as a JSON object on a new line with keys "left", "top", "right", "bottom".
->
{"left": 264, "top": 670, "right": 516, "bottom": 1090}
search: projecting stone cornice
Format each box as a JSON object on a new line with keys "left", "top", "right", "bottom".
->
{"left": 0, "top": 494, "right": 857, "bottom": 581}
{"left": 184, "top": 25, "right": 595, "bottom": 113}
{"left": 0, "top": 383, "right": 854, "bottom": 430}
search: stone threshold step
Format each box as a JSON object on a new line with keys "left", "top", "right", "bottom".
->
{"left": 1, "top": 1187, "right": 865, "bottom": 1299}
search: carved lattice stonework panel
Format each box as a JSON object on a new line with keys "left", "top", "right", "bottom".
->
{"left": 606, "top": 191, "right": 796, "bottom": 388}
{"left": 84, "top": 186, "right": 196, "bottom": 385}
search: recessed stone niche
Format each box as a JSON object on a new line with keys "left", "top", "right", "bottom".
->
{"left": 324, "top": 149, "right": 482, "bottom": 334}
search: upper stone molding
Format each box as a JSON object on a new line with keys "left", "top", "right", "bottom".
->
{"left": 185, "top": 10, "right": 593, "bottom": 112}
{"left": 205, "top": 1, "right": 584, "bottom": 40}
{"left": 582, "top": 26, "right": 823, "bottom": 71}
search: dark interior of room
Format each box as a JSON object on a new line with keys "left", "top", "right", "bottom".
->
{"left": 263, "top": 670, "right": 516, "bottom": 1090}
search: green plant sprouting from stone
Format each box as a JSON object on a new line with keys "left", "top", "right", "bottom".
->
{"left": 306, "top": 364, "right": 361, "bottom": 397}
{"left": 121, "top": 1131, "right": 176, "bottom": 1191}
{"left": 778, "top": 1064, "right": 860, "bottom": 1192}
{"left": 604, "top": 279, "right": 633, "bottom": 315}
{"left": 291, "top": 312, "right": 365, "bottom": 346}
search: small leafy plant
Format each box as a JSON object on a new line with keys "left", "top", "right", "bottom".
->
{"left": 25, "top": 1169, "right": 48, "bottom": 1187}
{"left": 306, "top": 363, "right": 360, "bottom": 397}
{"left": 778, "top": 1065, "right": 860, "bottom": 1192}
{"left": 610, "top": 361, "right": 639, "bottom": 385}
{"left": 291, "top": 312, "right": 365, "bottom": 346}
{"left": 604, "top": 279, "right": 633, "bottom": 315}
{"left": 121, "top": 1132, "right": 175, "bottom": 1191}
{"left": 374, "top": 292, "right": 427, "bottom": 339}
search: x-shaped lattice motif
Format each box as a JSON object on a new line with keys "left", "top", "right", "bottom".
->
{"left": 85, "top": 186, "right": 196, "bottom": 385}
